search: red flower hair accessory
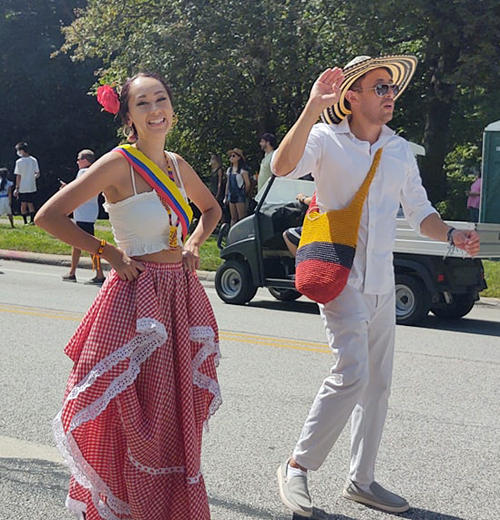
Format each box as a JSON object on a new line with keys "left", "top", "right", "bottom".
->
{"left": 97, "top": 85, "right": 120, "bottom": 114}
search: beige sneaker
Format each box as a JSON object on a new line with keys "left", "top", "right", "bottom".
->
{"left": 342, "top": 479, "right": 410, "bottom": 513}
{"left": 277, "top": 460, "right": 313, "bottom": 518}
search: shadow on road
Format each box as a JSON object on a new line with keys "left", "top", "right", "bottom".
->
{"left": 406, "top": 314, "right": 500, "bottom": 337}
{"left": 311, "top": 506, "right": 466, "bottom": 519}
{"left": 209, "top": 495, "right": 293, "bottom": 519}
{"left": 248, "top": 299, "right": 499, "bottom": 337}
{"left": 247, "top": 299, "right": 320, "bottom": 315}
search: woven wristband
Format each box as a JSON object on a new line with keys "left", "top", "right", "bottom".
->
{"left": 95, "top": 239, "right": 106, "bottom": 256}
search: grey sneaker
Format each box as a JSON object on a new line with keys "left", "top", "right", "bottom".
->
{"left": 342, "top": 479, "right": 410, "bottom": 513}
{"left": 277, "top": 460, "right": 313, "bottom": 518}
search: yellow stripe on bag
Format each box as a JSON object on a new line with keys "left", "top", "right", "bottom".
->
{"left": 301, "top": 205, "right": 360, "bottom": 247}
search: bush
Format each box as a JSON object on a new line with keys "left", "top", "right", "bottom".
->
{"left": 436, "top": 144, "right": 481, "bottom": 221}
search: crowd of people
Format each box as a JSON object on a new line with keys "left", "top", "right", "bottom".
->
{"left": 2, "top": 54, "right": 484, "bottom": 520}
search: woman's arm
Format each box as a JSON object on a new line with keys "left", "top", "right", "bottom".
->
{"left": 175, "top": 154, "right": 222, "bottom": 272}
{"left": 216, "top": 167, "right": 224, "bottom": 198}
{"left": 242, "top": 171, "right": 251, "bottom": 193}
{"left": 35, "top": 152, "right": 146, "bottom": 280}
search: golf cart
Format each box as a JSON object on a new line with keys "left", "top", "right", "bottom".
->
{"left": 215, "top": 175, "right": 314, "bottom": 304}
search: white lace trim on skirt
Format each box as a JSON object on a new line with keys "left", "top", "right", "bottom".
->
{"left": 55, "top": 319, "right": 221, "bottom": 517}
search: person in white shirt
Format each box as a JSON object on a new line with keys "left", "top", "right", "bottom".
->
{"left": 13, "top": 142, "right": 40, "bottom": 224}
{"left": 257, "top": 132, "right": 277, "bottom": 192}
{"left": 60, "top": 149, "right": 105, "bottom": 284}
{"left": 273, "top": 55, "right": 480, "bottom": 518}
{"left": 0, "top": 168, "right": 15, "bottom": 227}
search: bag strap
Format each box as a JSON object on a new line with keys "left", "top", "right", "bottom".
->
{"left": 350, "top": 148, "right": 383, "bottom": 209}
{"left": 306, "top": 148, "right": 382, "bottom": 215}
{"left": 113, "top": 144, "right": 193, "bottom": 239}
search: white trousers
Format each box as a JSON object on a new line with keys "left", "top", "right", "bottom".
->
{"left": 292, "top": 284, "right": 396, "bottom": 486}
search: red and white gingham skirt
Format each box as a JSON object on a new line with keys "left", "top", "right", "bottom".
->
{"left": 53, "top": 262, "right": 221, "bottom": 520}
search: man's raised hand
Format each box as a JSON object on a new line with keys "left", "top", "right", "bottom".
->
{"left": 307, "top": 68, "right": 345, "bottom": 114}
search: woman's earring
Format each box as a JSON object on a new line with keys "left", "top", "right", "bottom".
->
{"left": 124, "top": 124, "right": 137, "bottom": 143}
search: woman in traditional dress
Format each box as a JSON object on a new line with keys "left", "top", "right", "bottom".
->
{"left": 35, "top": 72, "right": 222, "bottom": 520}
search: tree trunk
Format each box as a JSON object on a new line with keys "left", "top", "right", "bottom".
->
{"left": 420, "top": 55, "right": 456, "bottom": 205}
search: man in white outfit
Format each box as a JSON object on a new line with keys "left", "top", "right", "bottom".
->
{"left": 60, "top": 149, "right": 105, "bottom": 284}
{"left": 14, "top": 141, "right": 40, "bottom": 224}
{"left": 272, "top": 55, "right": 480, "bottom": 517}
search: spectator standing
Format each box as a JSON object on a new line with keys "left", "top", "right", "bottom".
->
{"left": 209, "top": 153, "right": 225, "bottom": 204}
{"left": 466, "top": 171, "right": 482, "bottom": 223}
{"left": 0, "top": 168, "right": 15, "bottom": 227}
{"left": 225, "top": 148, "right": 250, "bottom": 226}
{"left": 13, "top": 141, "right": 40, "bottom": 225}
{"left": 61, "top": 149, "right": 105, "bottom": 284}
{"left": 257, "top": 133, "right": 277, "bottom": 192}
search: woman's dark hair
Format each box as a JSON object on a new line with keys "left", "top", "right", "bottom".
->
{"left": 0, "top": 167, "right": 9, "bottom": 192}
{"left": 211, "top": 154, "right": 222, "bottom": 168}
{"left": 118, "top": 72, "right": 173, "bottom": 142}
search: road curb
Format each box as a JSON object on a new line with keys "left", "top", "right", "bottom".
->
{"left": 0, "top": 249, "right": 216, "bottom": 282}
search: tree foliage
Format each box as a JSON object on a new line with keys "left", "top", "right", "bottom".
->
{"left": 2, "top": 0, "right": 499, "bottom": 213}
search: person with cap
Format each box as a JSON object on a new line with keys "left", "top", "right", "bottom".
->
{"left": 272, "top": 55, "right": 480, "bottom": 517}
{"left": 257, "top": 133, "right": 277, "bottom": 192}
{"left": 225, "top": 148, "right": 250, "bottom": 226}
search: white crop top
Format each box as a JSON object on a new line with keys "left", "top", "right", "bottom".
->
{"left": 103, "top": 151, "right": 188, "bottom": 257}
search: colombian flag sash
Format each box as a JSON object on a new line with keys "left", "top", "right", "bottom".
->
{"left": 113, "top": 144, "right": 193, "bottom": 239}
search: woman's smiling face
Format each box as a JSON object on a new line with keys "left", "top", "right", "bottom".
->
{"left": 126, "top": 76, "right": 174, "bottom": 140}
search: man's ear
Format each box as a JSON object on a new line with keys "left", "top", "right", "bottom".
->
{"left": 345, "top": 89, "right": 357, "bottom": 106}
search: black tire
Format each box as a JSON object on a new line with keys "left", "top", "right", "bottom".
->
{"left": 431, "top": 293, "right": 476, "bottom": 319}
{"left": 215, "top": 259, "right": 257, "bottom": 305}
{"left": 395, "top": 274, "right": 431, "bottom": 326}
{"left": 267, "top": 287, "right": 302, "bottom": 301}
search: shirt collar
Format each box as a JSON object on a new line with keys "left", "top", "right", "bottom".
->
{"left": 331, "top": 118, "right": 395, "bottom": 143}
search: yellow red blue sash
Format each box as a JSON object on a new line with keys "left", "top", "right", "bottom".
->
{"left": 113, "top": 144, "right": 192, "bottom": 239}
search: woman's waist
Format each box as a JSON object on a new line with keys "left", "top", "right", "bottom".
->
{"left": 132, "top": 248, "right": 183, "bottom": 264}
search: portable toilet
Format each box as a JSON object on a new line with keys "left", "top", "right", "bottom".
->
{"left": 481, "top": 120, "right": 500, "bottom": 224}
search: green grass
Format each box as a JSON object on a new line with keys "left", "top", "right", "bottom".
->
{"left": 0, "top": 217, "right": 222, "bottom": 271}
{"left": 1, "top": 217, "right": 498, "bottom": 297}
{"left": 482, "top": 259, "right": 500, "bottom": 298}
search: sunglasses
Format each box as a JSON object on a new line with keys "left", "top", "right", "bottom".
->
{"left": 230, "top": 153, "right": 239, "bottom": 158}
{"left": 352, "top": 83, "right": 400, "bottom": 97}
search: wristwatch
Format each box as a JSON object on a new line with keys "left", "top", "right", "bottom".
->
{"left": 447, "top": 227, "right": 456, "bottom": 246}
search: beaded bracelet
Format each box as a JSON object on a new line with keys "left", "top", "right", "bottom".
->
{"left": 92, "top": 239, "right": 106, "bottom": 272}
{"left": 96, "top": 239, "right": 106, "bottom": 256}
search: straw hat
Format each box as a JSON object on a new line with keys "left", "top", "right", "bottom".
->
{"left": 227, "top": 148, "right": 246, "bottom": 161}
{"left": 321, "top": 55, "right": 418, "bottom": 125}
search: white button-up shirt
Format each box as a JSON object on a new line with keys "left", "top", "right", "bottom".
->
{"left": 272, "top": 118, "right": 437, "bottom": 294}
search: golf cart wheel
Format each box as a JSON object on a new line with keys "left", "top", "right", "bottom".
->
{"left": 431, "top": 293, "right": 476, "bottom": 319}
{"left": 395, "top": 274, "right": 431, "bottom": 326}
{"left": 268, "top": 287, "right": 302, "bottom": 301}
{"left": 215, "top": 259, "right": 257, "bottom": 305}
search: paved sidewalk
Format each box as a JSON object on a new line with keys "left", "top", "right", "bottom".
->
{"left": 0, "top": 249, "right": 216, "bottom": 282}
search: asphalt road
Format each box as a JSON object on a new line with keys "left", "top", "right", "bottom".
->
{"left": 0, "top": 259, "right": 499, "bottom": 520}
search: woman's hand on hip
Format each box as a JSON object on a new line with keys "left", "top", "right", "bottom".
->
{"left": 182, "top": 245, "right": 200, "bottom": 273}
{"left": 105, "top": 246, "right": 146, "bottom": 281}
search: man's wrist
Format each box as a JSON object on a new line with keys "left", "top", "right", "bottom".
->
{"left": 447, "top": 227, "right": 457, "bottom": 246}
